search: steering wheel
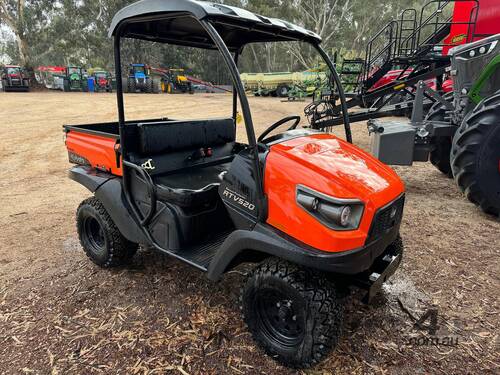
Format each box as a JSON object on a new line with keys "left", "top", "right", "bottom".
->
{"left": 258, "top": 115, "right": 301, "bottom": 143}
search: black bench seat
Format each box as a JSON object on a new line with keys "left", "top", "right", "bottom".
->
{"left": 154, "top": 164, "right": 229, "bottom": 207}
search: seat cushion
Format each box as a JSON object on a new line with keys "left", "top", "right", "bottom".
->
{"left": 154, "top": 164, "right": 229, "bottom": 207}
{"left": 138, "top": 118, "right": 235, "bottom": 155}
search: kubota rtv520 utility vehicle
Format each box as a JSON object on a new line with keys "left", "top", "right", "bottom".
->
{"left": 64, "top": 0, "right": 406, "bottom": 368}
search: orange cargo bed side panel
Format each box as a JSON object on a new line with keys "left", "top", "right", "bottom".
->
{"left": 65, "top": 131, "right": 122, "bottom": 176}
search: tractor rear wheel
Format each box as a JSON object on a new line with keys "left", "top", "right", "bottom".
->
{"left": 241, "top": 258, "right": 343, "bottom": 368}
{"left": 63, "top": 79, "right": 70, "bottom": 92}
{"left": 426, "top": 94, "right": 454, "bottom": 177}
{"left": 152, "top": 79, "right": 160, "bottom": 94}
{"left": 451, "top": 90, "right": 500, "bottom": 216}
{"left": 127, "top": 78, "right": 136, "bottom": 93}
{"left": 145, "top": 78, "right": 153, "bottom": 93}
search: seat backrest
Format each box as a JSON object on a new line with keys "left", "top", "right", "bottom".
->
{"left": 138, "top": 118, "right": 236, "bottom": 155}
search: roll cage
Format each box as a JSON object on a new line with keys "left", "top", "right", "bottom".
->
{"left": 109, "top": 0, "right": 350, "bottom": 223}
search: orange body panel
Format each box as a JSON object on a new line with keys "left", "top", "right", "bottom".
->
{"left": 65, "top": 131, "right": 122, "bottom": 176}
{"left": 264, "top": 134, "right": 405, "bottom": 253}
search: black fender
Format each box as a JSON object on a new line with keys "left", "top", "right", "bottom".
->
{"left": 69, "top": 166, "right": 114, "bottom": 192}
{"left": 206, "top": 223, "right": 400, "bottom": 281}
{"left": 69, "top": 166, "right": 148, "bottom": 244}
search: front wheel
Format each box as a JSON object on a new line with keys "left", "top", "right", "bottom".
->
{"left": 426, "top": 93, "right": 454, "bottom": 177}
{"left": 241, "top": 258, "right": 343, "bottom": 368}
{"left": 77, "top": 197, "right": 138, "bottom": 267}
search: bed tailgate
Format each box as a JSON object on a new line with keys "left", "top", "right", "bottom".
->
{"left": 64, "top": 125, "right": 122, "bottom": 176}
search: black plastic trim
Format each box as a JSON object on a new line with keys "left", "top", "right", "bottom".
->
{"left": 207, "top": 221, "right": 401, "bottom": 281}
{"left": 68, "top": 166, "right": 116, "bottom": 192}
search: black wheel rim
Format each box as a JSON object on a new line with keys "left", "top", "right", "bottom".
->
{"left": 83, "top": 217, "right": 106, "bottom": 254}
{"left": 255, "top": 289, "right": 305, "bottom": 348}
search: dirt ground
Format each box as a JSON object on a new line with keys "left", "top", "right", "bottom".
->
{"left": 0, "top": 92, "right": 498, "bottom": 375}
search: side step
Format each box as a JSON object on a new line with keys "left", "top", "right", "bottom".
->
{"left": 167, "top": 231, "right": 231, "bottom": 272}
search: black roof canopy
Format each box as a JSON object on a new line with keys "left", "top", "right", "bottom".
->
{"left": 109, "top": 0, "right": 322, "bottom": 50}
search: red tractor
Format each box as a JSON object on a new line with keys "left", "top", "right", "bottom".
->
{"left": 92, "top": 70, "right": 114, "bottom": 92}
{"left": 1, "top": 65, "right": 30, "bottom": 92}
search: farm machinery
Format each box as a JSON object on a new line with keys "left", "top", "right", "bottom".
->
{"left": 241, "top": 69, "right": 327, "bottom": 98}
{"left": 1, "top": 65, "right": 30, "bottom": 92}
{"left": 91, "top": 70, "right": 114, "bottom": 92}
{"left": 153, "top": 68, "right": 193, "bottom": 94}
{"left": 35, "top": 66, "right": 88, "bottom": 91}
{"left": 313, "top": 0, "right": 500, "bottom": 130}
{"left": 61, "top": 66, "right": 88, "bottom": 92}
{"left": 369, "top": 33, "right": 500, "bottom": 216}
{"left": 124, "top": 64, "right": 159, "bottom": 93}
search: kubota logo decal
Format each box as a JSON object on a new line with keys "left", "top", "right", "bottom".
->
{"left": 223, "top": 188, "right": 255, "bottom": 211}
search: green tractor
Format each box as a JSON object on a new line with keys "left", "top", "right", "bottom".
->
{"left": 62, "top": 66, "right": 88, "bottom": 92}
{"left": 369, "top": 33, "right": 500, "bottom": 216}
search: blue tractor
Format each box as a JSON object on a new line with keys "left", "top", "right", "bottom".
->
{"left": 124, "top": 64, "right": 159, "bottom": 93}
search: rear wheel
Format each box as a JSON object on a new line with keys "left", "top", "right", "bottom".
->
{"left": 277, "top": 85, "right": 290, "bottom": 97}
{"left": 241, "top": 258, "right": 343, "bottom": 368}
{"left": 426, "top": 93, "right": 454, "bottom": 177}
{"left": 127, "top": 78, "right": 136, "bottom": 93}
{"left": 451, "top": 91, "right": 500, "bottom": 216}
{"left": 146, "top": 78, "right": 154, "bottom": 93}
{"left": 152, "top": 79, "right": 160, "bottom": 94}
{"left": 77, "top": 197, "right": 138, "bottom": 267}
{"left": 63, "top": 79, "right": 70, "bottom": 92}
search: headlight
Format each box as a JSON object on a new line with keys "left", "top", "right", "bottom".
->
{"left": 296, "top": 185, "right": 364, "bottom": 231}
{"left": 455, "top": 40, "right": 498, "bottom": 60}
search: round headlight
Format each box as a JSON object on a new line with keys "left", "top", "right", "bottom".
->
{"left": 340, "top": 206, "right": 352, "bottom": 227}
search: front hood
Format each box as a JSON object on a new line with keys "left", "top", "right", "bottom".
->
{"left": 268, "top": 133, "right": 404, "bottom": 207}
{"left": 264, "top": 133, "right": 405, "bottom": 252}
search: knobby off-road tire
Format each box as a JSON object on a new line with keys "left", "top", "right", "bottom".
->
{"left": 77, "top": 197, "right": 138, "bottom": 267}
{"left": 451, "top": 90, "right": 500, "bottom": 216}
{"left": 425, "top": 93, "right": 454, "bottom": 177}
{"left": 241, "top": 258, "right": 343, "bottom": 368}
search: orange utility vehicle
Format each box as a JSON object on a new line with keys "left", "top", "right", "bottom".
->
{"left": 64, "top": 0, "right": 406, "bottom": 368}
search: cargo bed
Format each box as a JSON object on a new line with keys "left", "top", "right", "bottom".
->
{"left": 63, "top": 118, "right": 170, "bottom": 176}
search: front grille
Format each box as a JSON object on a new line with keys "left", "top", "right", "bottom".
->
{"left": 367, "top": 194, "right": 405, "bottom": 244}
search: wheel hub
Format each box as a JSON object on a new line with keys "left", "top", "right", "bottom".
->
{"left": 256, "top": 291, "right": 305, "bottom": 347}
